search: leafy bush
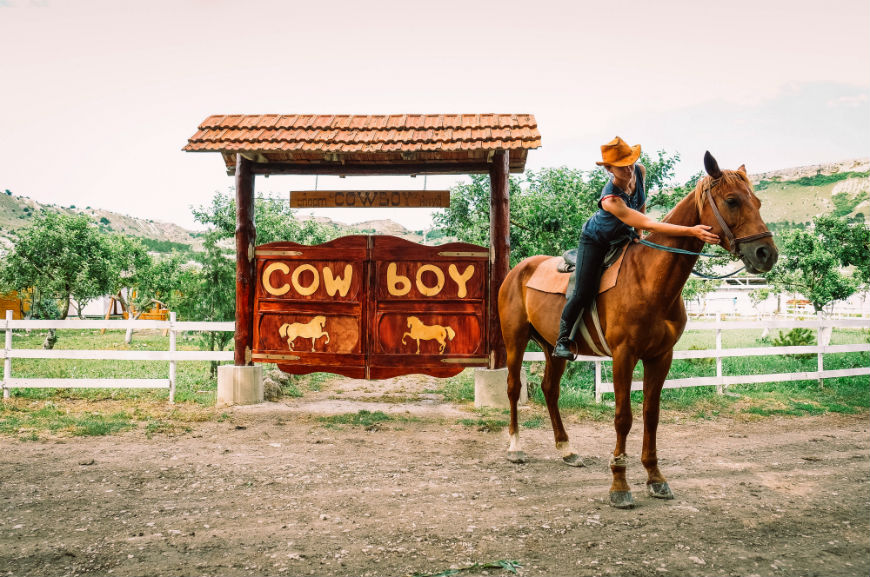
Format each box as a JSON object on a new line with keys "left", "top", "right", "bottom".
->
{"left": 773, "top": 328, "right": 816, "bottom": 358}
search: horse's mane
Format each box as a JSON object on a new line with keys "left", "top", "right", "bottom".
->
{"left": 660, "top": 170, "right": 755, "bottom": 225}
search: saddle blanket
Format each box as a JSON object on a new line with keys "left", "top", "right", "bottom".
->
{"left": 526, "top": 244, "right": 628, "bottom": 296}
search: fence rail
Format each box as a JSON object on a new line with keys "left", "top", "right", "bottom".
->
{"left": 3, "top": 312, "right": 868, "bottom": 405}
{"left": 523, "top": 314, "right": 870, "bottom": 402}
{"left": 2, "top": 311, "right": 234, "bottom": 402}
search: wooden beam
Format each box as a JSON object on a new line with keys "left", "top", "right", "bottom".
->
{"left": 234, "top": 155, "right": 256, "bottom": 366}
{"left": 488, "top": 150, "right": 510, "bottom": 369}
{"left": 289, "top": 190, "right": 450, "bottom": 208}
{"left": 249, "top": 161, "right": 494, "bottom": 176}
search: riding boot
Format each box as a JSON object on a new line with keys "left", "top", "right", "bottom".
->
{"left": 552, "top": 317, "right": 575, "bottom": 360}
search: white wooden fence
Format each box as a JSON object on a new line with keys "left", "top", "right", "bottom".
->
{"left": 2, "top": 311, "right": 868, "bottom": 404}
{"left": 1, "top": 311, "right": 233, "bottom": 403}
{"left": 522, "top": 314, "right": 870, "bottom": 402}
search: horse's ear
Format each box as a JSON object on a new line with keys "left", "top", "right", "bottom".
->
{"left": 704, "top": 151, "right": 723, "bottom": 179}
{"left": 736, "top": 164, "right": 747, "bottom": 175}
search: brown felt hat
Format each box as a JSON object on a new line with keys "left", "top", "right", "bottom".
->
{"left": 596, "top": 136, "right": 642, "bottom": 167}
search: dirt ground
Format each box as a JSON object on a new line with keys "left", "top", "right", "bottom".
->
{"left": 1, "top": 374, "right": 868, "bottom": 577}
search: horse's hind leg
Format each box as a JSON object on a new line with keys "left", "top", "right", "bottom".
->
{"left": 539, "top": 356, "right": 583, "bottom": 467}
{"left": 609, "top": 350, "right": 639, "bottom": 509}
{"left": 641, "top": 351, "right": 675, "bottom": 500}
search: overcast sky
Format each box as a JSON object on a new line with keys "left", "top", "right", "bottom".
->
{"left": 1, "top": 0, "right": 868, "bottom": 231}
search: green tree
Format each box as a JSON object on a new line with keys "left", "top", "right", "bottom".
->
{"left": 0, "top": 213, "right": 119, "bottom": 348}
{"left": 181, "top": 191, "right": 343, "bottom": 374}
{"left": 0, "top": 213, "right": 115, "bottom": 320}
{"left": 762, "top": 215, "right": 864, "bottom": 312}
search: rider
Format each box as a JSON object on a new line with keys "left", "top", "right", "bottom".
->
{"left": 552, "top": 136, "right": 721, "bottom": 359}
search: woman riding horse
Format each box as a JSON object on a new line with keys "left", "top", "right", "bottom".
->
{"left": 553, "top": 136, "right": 721, "bottom": 359}
{"left": 499, "top": 149, "right": 777, "bottom": 509}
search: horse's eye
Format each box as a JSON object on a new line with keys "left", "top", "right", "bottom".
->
{"left": 725, "top": 197, "right": 739, "bottom": 208}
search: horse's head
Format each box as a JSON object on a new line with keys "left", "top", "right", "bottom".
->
{"left": 407, "top": 316, "right": 420, "bottom": 328}
{"left": 696, "top": 152, "right": 778, "bottom": 273}
{"left": 313, "top": 315, "right": 326, "bottom": 328}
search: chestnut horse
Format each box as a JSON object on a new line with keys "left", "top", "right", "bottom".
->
{"left": 498, "top": 152, "right": 778, "bottom": 509}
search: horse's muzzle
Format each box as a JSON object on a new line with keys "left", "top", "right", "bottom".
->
{"left": 740, "top": 239, "right": 778, "bottom": 274}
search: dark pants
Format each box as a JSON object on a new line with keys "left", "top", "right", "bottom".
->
{"left": 558, "top": 236, "right": 609, "bottom": 339}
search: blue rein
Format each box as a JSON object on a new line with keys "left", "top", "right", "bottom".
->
{"left": 636, "top": 238, "right": 747, "bottom": 279}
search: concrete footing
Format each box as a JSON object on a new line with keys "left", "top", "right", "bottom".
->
{"left": 474, "top": 366, "right": 527, "bottom": 409}
{"left": 217, "top": 365, "right": 264, "bottom": 408}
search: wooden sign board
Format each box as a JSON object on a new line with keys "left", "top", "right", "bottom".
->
{"left": 289, "top": 190, "right": 449, "bottom": 208}
{"left": 252, "top": 235, "right": 488, "bottom": 379}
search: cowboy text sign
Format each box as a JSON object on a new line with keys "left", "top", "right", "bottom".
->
{"left": 289, "top": 190, "right": 450, "bottom": 208}
{"left": 252, "top": 235, "right": 489, "bottom": 379}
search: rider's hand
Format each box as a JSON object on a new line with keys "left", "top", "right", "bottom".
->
{"left": 690, "top": 225, "right": 719, "bottom": 244}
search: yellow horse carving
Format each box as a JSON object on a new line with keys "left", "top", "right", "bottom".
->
{"left": 278, "top": 315, "right": 330, "bottom": 352}
{"left": 401, "top": 316, "right": 455, "bottom": 354}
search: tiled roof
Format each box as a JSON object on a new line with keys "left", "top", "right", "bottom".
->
{"left": 184, "top": 114, "right": 540, "bottom": 173}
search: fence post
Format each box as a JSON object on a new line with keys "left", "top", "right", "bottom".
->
{"left": 715, "top": 313, "right": 724, "bottom": 395}
{"left": 816, "top": 311, "right": 825, "bottom": 389}
{"left": 3, "top": 310, "right": 11, "bottom": 399}
{"left": 169, "top": 312, "right": 177, "bottom": 404}
{"left": 594, "top": 359, "right": 602, "bottom": 404}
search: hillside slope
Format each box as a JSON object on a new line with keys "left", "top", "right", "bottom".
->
{"left": 1, "top": 158, "right": 866, "bottom": 255}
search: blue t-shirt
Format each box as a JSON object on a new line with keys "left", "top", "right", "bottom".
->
{"left": 582, "top": 164, "right": 646, "bottom": 245}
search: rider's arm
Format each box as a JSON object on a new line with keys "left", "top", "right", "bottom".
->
{"left": 600, "top": 196, "right": 720, "bottom": 244}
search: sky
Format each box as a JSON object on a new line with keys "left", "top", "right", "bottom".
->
{"left": 1, "top": 0, "right": 868, "bottom": 232}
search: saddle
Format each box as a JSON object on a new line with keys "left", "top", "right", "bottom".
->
{"left": 526, "top": 243, "right": 629, "bottom": 297}
{"left": 525, "top": 243, "right": 630, "bottom": 358}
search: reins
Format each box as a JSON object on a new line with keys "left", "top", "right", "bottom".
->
{"left": 637, "top": 176, "right": 772, "bottom": 279}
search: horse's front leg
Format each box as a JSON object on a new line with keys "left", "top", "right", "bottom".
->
{"left": 641, "top": 351, "right": 675, "bottom": 500}
{"left": 505, "top": 332, "right": 532, "bottom": 464}
{"left": 609, "top": 349, "right": 639, "bottom": 509}
{"left": 539, "top": 356, "right": 583, "bottom": 466}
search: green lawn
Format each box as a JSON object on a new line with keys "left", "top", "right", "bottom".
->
{"left": 1, "top": 326, "right": 868, "bottom": 439}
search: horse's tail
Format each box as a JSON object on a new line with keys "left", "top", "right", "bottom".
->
{"left": 278, "top": 324, "right": 288, "bottom": 338}
{"left": 446, "top": 326, "right": 456, "bottom": 341}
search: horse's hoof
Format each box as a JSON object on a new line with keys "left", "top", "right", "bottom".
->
{"left": 609, "top": 491, "right": 635, "bottom": 509}
{"left": 507, "top": 451, "right": 528, "bottom": 464}
{"left": 647, "top": 482, "right": 674, "bottom": 500}
{"left": 562, "top": 453, "right": 585, "bottom": 467}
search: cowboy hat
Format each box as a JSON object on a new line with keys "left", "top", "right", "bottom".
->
{"left": 596, "top": 136, "right": 641, "bottom": 167}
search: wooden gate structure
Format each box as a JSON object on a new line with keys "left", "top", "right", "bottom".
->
{"left": 184, "top": 114, "right": 540, "bottom": 378}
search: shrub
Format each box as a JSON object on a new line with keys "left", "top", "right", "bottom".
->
{"left": 773, "top": 328, "right": 816, "bottom": 358}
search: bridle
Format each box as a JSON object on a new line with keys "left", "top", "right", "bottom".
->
{"left": 702, "top": 177, "right": 773, "bottom": 258}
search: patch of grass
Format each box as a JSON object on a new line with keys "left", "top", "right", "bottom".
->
{"left": 521, "top": 415, "right": 545, "bottom": 429}
{"left": 439, "top": 369, "right": 475, "bottom": 403}
{"left": 0, "top": 404, "right": 135, "bottom": 437}
{"left": 318, "top": 410, "right": 393, "bottom": 428}
{"left": 457, "top": 417, "right": 508, "bottom": 432}
{"left": 144, "top": 418, "right": 191, "bottom": 438}
{"left": 414, "top": 560, "right": 522, "bottom": 577}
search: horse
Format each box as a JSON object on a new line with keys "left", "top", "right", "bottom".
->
{"left": 278, "top": 315, "right": 330, "bottom": 352}
{"left": 402, "top": 316, "right": 456, "bottom": 354}
{"left": 498, "top": 152, "right": 778, "bottom": 509}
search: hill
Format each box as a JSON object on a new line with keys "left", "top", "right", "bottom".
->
{"left": 749, "top": 158, "right": 869, "bottom": 225}
{"left": 0, "top": 191, "right": 201, "bottom": 254}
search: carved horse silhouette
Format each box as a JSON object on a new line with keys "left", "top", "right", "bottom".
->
{"left": 499, "top": 152, "right": 778, "bottom": 509}
{"left": 402, "top": 316, "right": 456, "bottom": 354}
{"left": 278, "top": 315, "right": 330, "bottom": 352}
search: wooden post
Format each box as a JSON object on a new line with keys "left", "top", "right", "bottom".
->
{"left": 235, "top": 155, "right": 256, "bottom": 366}
{"left": 488, "top": 150, "right": 510, "bottom": 369}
